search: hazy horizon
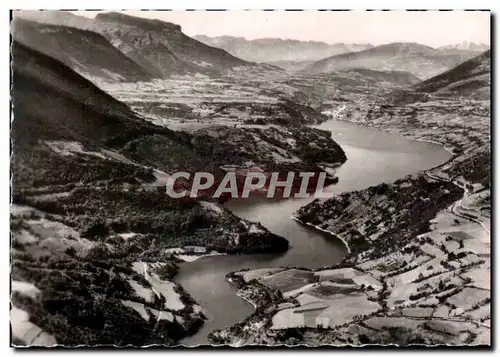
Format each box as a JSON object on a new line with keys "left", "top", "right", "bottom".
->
{"left": 70, "top": 10, "right": 490, "bottom": 48}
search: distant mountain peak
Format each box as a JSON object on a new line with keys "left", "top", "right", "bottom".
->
{"left": 13, "top": 10, "right": 94, "bottom": 29}
{"left": 195, "top": 34, "right": 247, "bottom": 41}
{"left": 193, "top": 35, "right": 373, "bottom": 63}
{"left": 96, "top": 12, "right": 182, "bottom": 33}
{"left": 438, "top": 41, "right": 490, "bottom": 52}
{"left": 306, "top": 41, "right": 482, "bottom": 79}
{"left": 373, "top": 42, "right": 437, "bottom": 54}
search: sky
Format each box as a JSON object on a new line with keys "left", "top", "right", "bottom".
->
{"left": 72, "top": 10, "right": 490, "bottom": 47}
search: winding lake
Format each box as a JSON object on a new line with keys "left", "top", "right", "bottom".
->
{"left": 176, "top": 119, "right": 451, "bottom": 346}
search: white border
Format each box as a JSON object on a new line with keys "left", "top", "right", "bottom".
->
{"left": 3, "top": 1, "right": 499, "bottom": 10}
{"left": 1, "top": 1, "right": 497, "bottom": 356}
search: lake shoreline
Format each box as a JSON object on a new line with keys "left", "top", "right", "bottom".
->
{"left": 176, "top": 118, "right": 454, "bottom": 346}
{"left": 290, "top": 215, "right": 352, "bottom": 254}
{"left": 206, "top": 111, "right": 490, "bottom": 345}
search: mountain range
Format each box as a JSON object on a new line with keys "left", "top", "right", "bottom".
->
{"left": 193, "top": 35, "right": 373, "bottom": 63}
{"left": 13, "top": 11, "right": 253, "bottom": 80}
{"left": 438, "top": 41, "right": 490, "bottom": 52}
{"left": 9, "top": 10, "right": 491, "bottom": 348}
{"left": 12, "top": 11, "right": 490, "bottom": 83}
{"left": 93, "top": 12, "right": 250, "bottom": 77}
{"left": 306, "top": 42, "right": 488, "bottom": 79}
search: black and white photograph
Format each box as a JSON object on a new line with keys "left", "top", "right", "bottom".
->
{"left": 8, "top": 8, "right": 491, "bottom": 348}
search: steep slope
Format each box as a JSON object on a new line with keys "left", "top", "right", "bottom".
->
{"left": 93, "top": 12, "right": 251, "bottom": 77}
{"left": 413, "top": 50, "right": 490, "bottom": 96}
{"left": 194, "top": 35, "right": 373, "bottom": 63}
{"left": 11, "top": 39, "right": 172, "bottom": 190}
{"left": 11, "top": 18, "right": 153, "bottom": 82}
{"left": 306, "top": 42, "right": 481, "bottom": 79}
{"left": 11, "top": 40, "right": 151, "bottom": 148}
{"left": 10, "top": 40, "right": 293, "bottom": 347}
{"left": 389, "top": 50, "right": 491, "bottom": 103}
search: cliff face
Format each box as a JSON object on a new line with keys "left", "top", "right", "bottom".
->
{"left": 13, "top": 11, "right": 254, "bottom": 80}
{"left": 94, "top": 12, "right": 251, "bottom": 77}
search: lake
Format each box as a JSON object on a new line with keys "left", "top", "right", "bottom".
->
{"left": 175, "top": 119, "right": 451, "bottom": 346}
